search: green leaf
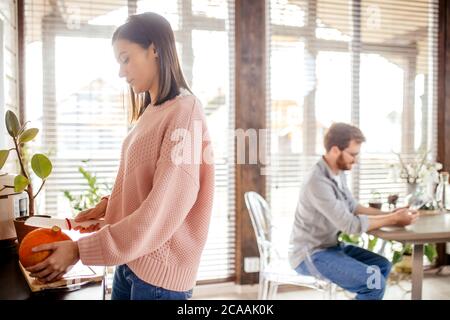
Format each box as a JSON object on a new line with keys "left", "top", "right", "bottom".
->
{"left": 424, "top": 244, "right": 437, "bottom": 263}
{"left": 368, "top": 236, "right": 379, "bottom": 252}
{"left": 0, "top": 149, "right": 10, "bottom": 170}
{"left": 404, "top": 243, "right": 413, "bottom": 255}
{"left": 392, "top": 251, "right": 403, "bottom": 265}
{"left": 5, "top": 110, "right": 20, "bottom": 138}
{"left": 18, "top": 128, "right": 39, "bottom": 144}
{"left": 14, "top": 175, "right": 29, "bottom": 192}
{"left": 339, "top": 233, "right": 360, "bottom": 245}
{"left": 31, "top": 154, "right": 52, "bottom": 179}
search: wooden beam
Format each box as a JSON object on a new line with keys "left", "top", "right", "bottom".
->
{"left": 235, "top": 0, "right": 266, "bottom": 285}
{"left": 437, "top": 0, "right": 450, "bottom": 266}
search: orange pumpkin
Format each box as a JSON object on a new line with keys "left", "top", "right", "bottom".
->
{"left": 19, "top": 226, "right": 71, "bottom": 268}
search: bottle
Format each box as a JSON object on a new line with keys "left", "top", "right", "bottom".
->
{"left": 435, "top": 172, "right": 450, "bottom": 211}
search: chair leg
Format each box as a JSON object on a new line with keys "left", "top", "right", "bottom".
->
{"left": 257, "top": 289, "right": 261, "bottom": 300}
{"left": 267, "top": 282, "right": 279, "bottom": 300}
{"left": 258, "top": 275, "right": 263, "bottom": 300}
{"left": 257, "top": 275, "right": 262, "bottom": 300}
{"left": 377, "top": 240, "right": 388, "bottom": 256}
{"left": 259, "top": 276, "right": 269, "bottom": 300}
{"left": 324, "top": 282, "right": 336, "bottom": 300}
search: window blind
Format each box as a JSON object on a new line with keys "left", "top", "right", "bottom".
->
{"left": 24, "top": 0, "right": 235, "bottom": 283}
{"left": 0, "top": 0, "right": 19, "bottom": 173}
{"left": 267, "top": 0, "right": 438, "bottom": 251}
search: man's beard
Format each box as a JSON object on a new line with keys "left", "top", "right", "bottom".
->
{"left": 336, "top": 153, "right": 352, "bottom": 171}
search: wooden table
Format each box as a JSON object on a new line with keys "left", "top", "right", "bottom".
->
{"left": 0, "top": 243, "right": 105, "bottom": 300}
{"left": 369, "top": 213, "right": 450, "bottom": 300}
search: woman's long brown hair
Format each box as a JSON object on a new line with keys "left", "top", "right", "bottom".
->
{"left": 112, "top": 12, "right": 192, "bottom": 122}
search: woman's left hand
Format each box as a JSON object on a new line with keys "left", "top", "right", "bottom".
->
{"left": 25, "top": 240, "right": 80, "bottom": 283}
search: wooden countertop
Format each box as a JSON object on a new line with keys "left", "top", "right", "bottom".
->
{"left": 0, "top": 242, "right": 104, "bottom": 300}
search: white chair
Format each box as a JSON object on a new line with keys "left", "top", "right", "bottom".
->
{"left": 244, "top": 191, "right": 336, "bottom": 300}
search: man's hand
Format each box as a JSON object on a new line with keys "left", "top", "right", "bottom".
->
{"left": 392, "top": 206, "right": 409, "bottom": 213}
{"left": 394, "top": 208, "right": 419, "bottom": 227}
{"left": 25, "top": 240, "right": 80, "bottom": 283}
{"left": 367, "top": 207, "right": 419, "bottom": 231}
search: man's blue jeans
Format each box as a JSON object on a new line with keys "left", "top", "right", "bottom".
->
{"left": 295, "top": 243, "right": 392, "bottom": 300}
{"left": 111, "top": 264, "right": 193, "bottom": 300}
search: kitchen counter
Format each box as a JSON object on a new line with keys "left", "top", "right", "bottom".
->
{"left": 0, "top": 242, "right": 104, "bottom": 300}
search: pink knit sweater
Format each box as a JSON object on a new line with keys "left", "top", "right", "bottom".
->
{"left": 77, "top": 93, "right": 214, "bottom": 291}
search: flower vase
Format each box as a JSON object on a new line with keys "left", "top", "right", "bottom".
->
{"left": 405, "top": 183, "right": 435, "bottom": 213}
{"left": 407, "top": 183, "right": 418, "bottom": 195}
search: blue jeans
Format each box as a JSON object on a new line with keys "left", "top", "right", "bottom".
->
{"left": 111, "top": 264, "right": 193, "bottom": 300}
{"left": 295, "top": 243, "right": 392, "bottom": 300}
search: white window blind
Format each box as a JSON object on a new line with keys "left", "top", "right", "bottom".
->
{"left": 1, "top": 0, "right": 19, "bottom": 171}
{"left": 0, "top": 16, "right": 4, "bottom": 150}
{"left": 267, "top": 0, "right": 438, "bottom": 249}
{"left": 24, "top": 0, "right": 235, "bottom": 283}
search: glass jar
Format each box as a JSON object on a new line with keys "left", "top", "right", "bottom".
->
{"left": 435, "top": 172, "right": 450, "bottom": 211}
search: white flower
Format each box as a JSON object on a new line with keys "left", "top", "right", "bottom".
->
{"left": 389, "top": 150, "right": 440, "bottom": 185}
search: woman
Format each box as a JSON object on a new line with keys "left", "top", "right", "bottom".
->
{"left": 26, "top": 12, "right": 215, "bottom": 300}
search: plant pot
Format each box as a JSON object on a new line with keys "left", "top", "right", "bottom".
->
{"left": 368, "top": 202, "right": 382, "bottom": 209}
{"left": 13, "top": 215, "right": 51, "bottom": 245}
{"left": 394, "top": 254, "right": 412, "bottom": 274}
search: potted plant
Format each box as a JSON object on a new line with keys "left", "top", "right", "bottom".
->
{"left": 392, "top": 243, "right": 413, "bottom": 273}
{"left": 368, "top": 190, "right": 383, "bottom": 209}
{"left": 63, "top": 160, "right": 112, "bottom": 218}
{"left": 386, "top": 149, "right": 440, "bottom": 272}
{"left": 387, "top": 193, "right": 399, "bottom": 210}
{"left": 0, "top": 110, "right": 53, "bottom": 243}
{"left": 388, "top": 149, "right": 442, "bottom": 195}
{"left": 392, "top": 242, "right": 437, "bottom": 274}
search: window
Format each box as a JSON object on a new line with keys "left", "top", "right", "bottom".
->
{"left": 0, "top": 17, "right": 4, "bottom": 150}
{"left": 24, "top": 0, "right": 235, "bottom": 283}
{"left": 1, "top": 2, "right": 20, "bottom": 168}
{"left": 267, "top": 0, "right": 439, "bottom": 251}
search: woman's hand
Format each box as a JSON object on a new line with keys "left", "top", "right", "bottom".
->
{"left": 25, "top": 240, "right": 80, "bottom": 283}
{"left": 74, "top": 197, "right": 108, "bottom": 233}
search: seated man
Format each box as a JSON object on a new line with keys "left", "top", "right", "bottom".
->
{"left": 289, "top": 122, "right": 417, "bottom": 300}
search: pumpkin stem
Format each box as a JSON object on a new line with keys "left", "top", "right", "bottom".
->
{"left": 51, "top": 225, "right": 61, "bottom": 233}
